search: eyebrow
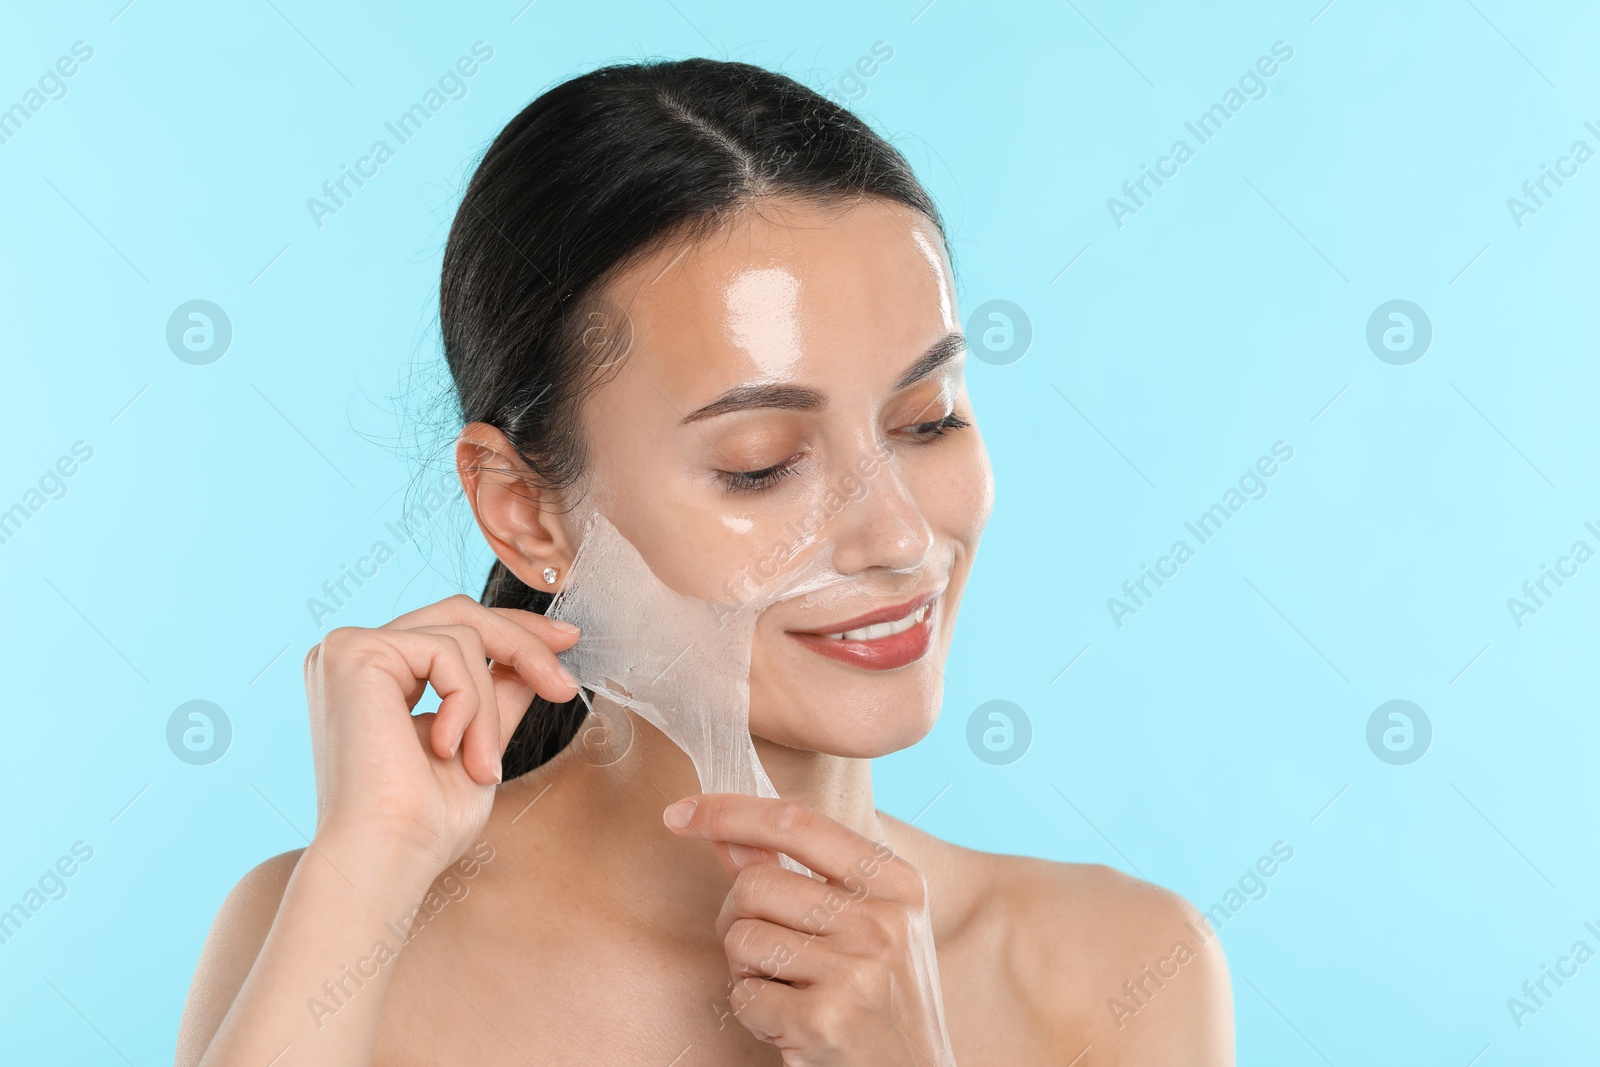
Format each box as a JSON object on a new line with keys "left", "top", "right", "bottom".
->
{"left": 893, "top": 330, "right": 967, "bottom": 391}
{"left": 678, "top": 330, "right": 968, "bottom": 425}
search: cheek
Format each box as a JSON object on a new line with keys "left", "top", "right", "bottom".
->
{"left": 584, "top": 446, "right": 771, "bottom": 601}
{"left": 578, "top": 382, "right": 776, "bottom": 599}
{"left": 918, "top": 432, "right": 994, "bottom": 546}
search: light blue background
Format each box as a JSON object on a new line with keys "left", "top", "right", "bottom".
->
{"left": 2, "top": 0, "right": 1597, "bottom": 1062}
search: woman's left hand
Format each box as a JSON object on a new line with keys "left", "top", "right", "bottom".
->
{"left": 663, "top": 793, "right": 958, "bottom": 1066}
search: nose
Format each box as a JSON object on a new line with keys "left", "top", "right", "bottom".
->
{"left": 824, "top": 450, "right": 933, "bottom": 576}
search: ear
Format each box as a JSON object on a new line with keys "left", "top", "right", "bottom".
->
{"left": 456, "top": 422, "right": 577, "bottom": 591}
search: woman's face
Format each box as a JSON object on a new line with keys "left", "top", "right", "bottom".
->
{"left": 570, "top": 194, "right": 993, "bottom": 758}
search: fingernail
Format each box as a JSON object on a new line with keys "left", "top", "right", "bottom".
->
{"left": 549, "top": 619, "right": 580, "bottom": 635}
{"left": 555, "top": 662, "right": 579, "bottom": 688}
{"left": 662, "top": 800, "right": 696, "bottom": 829}
{"left": 728, "top": 843, "right": 764, "bottom": 869}
{"left": 493, "top": 759, "right": 503, "bottom": 784}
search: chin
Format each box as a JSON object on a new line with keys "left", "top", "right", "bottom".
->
{"left": 749, "top": 664, "right": 944, "bottom": 758}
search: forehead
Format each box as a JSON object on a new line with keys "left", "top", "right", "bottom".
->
{"left": 599, "top": 196, "right": 957, "bottom": 406}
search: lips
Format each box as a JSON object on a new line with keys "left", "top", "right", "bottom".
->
{"left": 786, "top": 590, "right": 940, "bottom": 671}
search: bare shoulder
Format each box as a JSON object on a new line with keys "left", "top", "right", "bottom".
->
{"left": 998, "top": 853, "right": 1232, "bottom": 1061}
{"left": 174, "top": 848, "right": 305, "bottom": 1067}
{"left": 883, "top": 818, "right": 1233, "bottom": 1065}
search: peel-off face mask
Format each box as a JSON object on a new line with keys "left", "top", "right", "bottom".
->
{"left": 546, "top": 504, "right": 870, "bottom": 876}
{"left": 541, "top": 241, "right": 966, "bottom": 876}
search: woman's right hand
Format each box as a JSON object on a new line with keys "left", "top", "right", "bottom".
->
{"left": 300, "top": 593, "right": 582, "bottom": 883}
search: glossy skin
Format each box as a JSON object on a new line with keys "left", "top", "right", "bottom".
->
{"left": 566, "top": 194, "right": 987, "bottom": 766}
{"left": 176, "top": 197, "right": 1234, "bottom": 1065}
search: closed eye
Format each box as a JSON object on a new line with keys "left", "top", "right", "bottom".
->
{"left": 904, "top": 412, "right": 971, "bottom": 438}
{"left": 714, "top": 411, "right": 968, "bottom": 494}
{"left": 716, "top": 455, "right": 802, "bottom": 493}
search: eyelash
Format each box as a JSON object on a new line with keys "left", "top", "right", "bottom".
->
{"left": 718, "top": 460, "right": 798, "bottom": 494}
{"left": 910, "top": 411, "right": 971, "bottom": 438}
{"left": 714, "top": 412, "right": 972, "bottom": 493}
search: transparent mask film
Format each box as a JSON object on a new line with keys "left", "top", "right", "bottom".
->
{"left": 544, "top": 284, "right": 951, "bottom": 877}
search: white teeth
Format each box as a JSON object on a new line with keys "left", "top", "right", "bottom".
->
{"left": 824, "top": 603, "right": 930, "bottom": 642}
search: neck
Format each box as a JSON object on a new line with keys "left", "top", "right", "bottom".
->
{"left": 750, "top": 732, "right": 885, "bottom": 839}
{"left": 500, "top": 703, "right": 881, "bottom": 924}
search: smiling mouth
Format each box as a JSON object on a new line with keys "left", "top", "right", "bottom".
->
{"left": 819, "top": 601, "right": 931, "bottom": 641}
{"left": 786, "top": 592, "right": 940, "bottom": 671}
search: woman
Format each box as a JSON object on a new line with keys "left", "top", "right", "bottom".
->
{"left": 177, "top": 58, "right": 1233, "bottom": 1065}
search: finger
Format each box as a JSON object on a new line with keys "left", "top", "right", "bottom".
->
{"left": 374, "top": 630, "right": 482, "bottom": 763}
{"left": 477, "top": 606, "right": 583, "bottom": 704}
{"left": 484, "top": 607, "right": 579, "bottom": 701}
{"left": 715, "top": 862, "right": 859, "bottom": 942}
{"left": 488, "top": 605, "right": 582, "bottom": 649}
{"left": 386, "top": 595, "right": 581, "bottom": 704}
{"left": 716, "top": 857, "right": 864, "bottom": 940}
{"left": 399, "top": 628, "right": 478, "bottom": 764}
{"left": 387, "top": 595, "right": 581, "bottom": 647}
{"left": 725, "top": 975, "right": 808, "bottom": 1047}
{"left": 405, "top": 631, "right": 485, "bottom": 770}
{"left": 486, "top": 660, "right": 539, "bottom": 755}
{"left": 387, "top": 596, "right": 580, "bottom": 656}
{"left": 410, "top": 710, "right": 438, "bottom": 749}
{"left": 700, "top": 841, "right": 783, "bottom": 881}
{"left": 412, "top": 624, "right": 501, "bottom": 784}
{"left": 723, "top": 916, "right": 827, "bottom": 986}
{"left": 665, "top": 794, "right": 901, "bottom": 890}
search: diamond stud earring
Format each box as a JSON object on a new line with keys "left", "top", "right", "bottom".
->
{"left": 542, "top": 566, "right": 558, "bottom": 585}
